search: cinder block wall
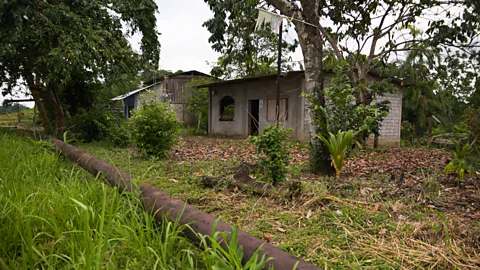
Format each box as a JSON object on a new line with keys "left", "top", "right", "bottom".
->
{"left": 374, "top": 87, "right": 402, "bottom": 146}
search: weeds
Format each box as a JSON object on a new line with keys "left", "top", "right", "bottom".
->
{"left": 0, "top": 130, "right": 271, "bottom": 269}
{"left": 74, "top": 135, "right": 480, "bottom": 269}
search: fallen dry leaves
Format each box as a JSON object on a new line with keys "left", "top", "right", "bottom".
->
{"left": 170, "top": 137, "right": 308, "bottom": 165}
{"left": 171, "top": 136, "right": 479, "bottom": 218}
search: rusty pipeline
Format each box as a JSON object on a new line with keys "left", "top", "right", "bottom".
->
{"left": 44, "top": 136, "right": 321, "bottom": 270}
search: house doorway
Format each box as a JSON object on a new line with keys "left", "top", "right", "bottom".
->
{"left": 249, "top": 100, "right": 259, "bottom": 135}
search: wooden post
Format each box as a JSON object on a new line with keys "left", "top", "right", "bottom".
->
{"left": 275, "top": 21, "right": 283, "bottom": 125}
{"left": 33, "top": 104, "right": 37, "bottom": 124}
{"left": 17, "top": 103, "right": 21, "bottom": 123}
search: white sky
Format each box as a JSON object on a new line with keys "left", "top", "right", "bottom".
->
{"left": 129, "top": 0, "right": 303, "bottom": 74}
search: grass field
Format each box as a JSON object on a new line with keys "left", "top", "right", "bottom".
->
{"left": 76, "top": 136, "right": 480, "bottom": 269}
{"left": 0, "top": 130, "right": 273, "bottom": 269}
{"left": 0, "top": 109, "right": 38, "bottom": 129}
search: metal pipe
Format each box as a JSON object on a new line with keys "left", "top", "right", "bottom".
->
{"left": 46, "top": 137, "right": 321, "bottom": 270}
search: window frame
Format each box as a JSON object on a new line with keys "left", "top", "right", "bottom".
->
{"left": 219, "top": 95, "right": 235, "bottom": 121}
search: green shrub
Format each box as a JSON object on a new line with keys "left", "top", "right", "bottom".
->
{"left": 67, "top": 109, "right": 132, "bottom": 146}
{"left": 401, "top": 121, "right": 415, "bottom": 145}
{"left": 186, "top": 77, "right": 215, "bottom": 133}
{"left": 249, "top": 125, "right": 292, "bottom": 185}
{"left": 68, "top": 109, "right": 110, "bottom": 142}
{"left": 463, "top": 106, "right": 480, "bottom": 139}
{"left": 132, "top": 101, "right": 179, "bottom": 158}
{"left": 105, "top": 119, "right": 132, "bottom": 147}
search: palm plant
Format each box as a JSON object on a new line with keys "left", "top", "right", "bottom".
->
{"left": 318, "top": 130, "right": 355, "bottom": 177}
{"left": 444, "top": 138, "right": 476, "bottom": 180}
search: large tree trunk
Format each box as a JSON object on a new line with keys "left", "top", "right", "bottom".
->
{"left": 26, "top": 74, "right": 52, "bottom": 134}
{"left": 25, "top": 74, "right": 65, "bottom": 136}
{"left": 48, "top": 84, "right": 66, "bottom": 136}
{"left": 268, "top": 0, "right": 334, "bottom": 175}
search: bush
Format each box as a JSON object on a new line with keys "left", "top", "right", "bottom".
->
{"left": 443, "top": 138, "right": 476, "bottom": 181}
{"left": 132, "top": 101, "right": 179, "bottom": 158}
{"left": 463, "top": 106, "right": 480, "bottom": 139}
{"left": 67, "top": 109, "right": 132, "bottom": 146}
{"left": 68, "top": 109, "right": 110, "bottom": 142}
{"left": 106, "top": 119, "right": 132, "bottom": 147}
{"left": 186, "top": 77, "right": 216, "bottom": 133}
{"left": 249, "top": 125, "right": 292, "bottom": 185}
{"left": 308, "top": 61, "right": 391, "bottom": 144}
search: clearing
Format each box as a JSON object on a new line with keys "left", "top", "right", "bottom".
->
{"left": 78, "top": 135, "right": 480, "bottom": 269}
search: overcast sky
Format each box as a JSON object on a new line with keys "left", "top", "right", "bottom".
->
{"left": 131, "top": 0, "right": 303, "bottom": 74}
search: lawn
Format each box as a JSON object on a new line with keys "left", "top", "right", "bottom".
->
{"left": 77, "top": 135, "right": 480, "bottom": 269}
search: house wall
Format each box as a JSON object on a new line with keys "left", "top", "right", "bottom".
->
{"left": 209, "top": 74, "right": 305, "bottom": 138}
{"left": 135, "top": 83, "right": 165, "bottom": 110}
{"left": 133, "top": 75, "right": 206, "bottom": 125}
{"left": 372, "top": 86, "right": 403, "bottom": 146}
{"left": 210, "top": 74, "right": 403, "bottom": 146}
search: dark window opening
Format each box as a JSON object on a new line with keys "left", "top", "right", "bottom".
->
{"left": 219, "top": 96, "right": 235, "bottom": 121}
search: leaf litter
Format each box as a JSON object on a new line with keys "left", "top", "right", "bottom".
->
{"left": 118, "top": 136, "right": 480, "bottom": 268}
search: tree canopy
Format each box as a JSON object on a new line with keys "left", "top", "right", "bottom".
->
{"left": 204, "top": 0, "right": 298, "bottom": 79}
{"left": 0, "top": 0, "right": 160, "bottom": 135}
{"left": 204, "top": 0, "right": 480, "bottom": 174}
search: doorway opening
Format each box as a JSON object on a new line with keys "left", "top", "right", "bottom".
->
{"left": 249, "top": 100, "right": 259, "bottom": 135}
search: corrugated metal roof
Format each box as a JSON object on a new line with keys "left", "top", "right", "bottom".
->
{"left": 111, "top": 82, "right": 160, "bottom": 101}
{"left": 111, "top": 70, "right": 213, "bottom": 101}
{"left": 197, "top": 70, "right": 412, "bottom": 88}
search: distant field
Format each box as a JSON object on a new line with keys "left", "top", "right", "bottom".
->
{"left": 0, "top": 108, "right": 36, "bottom": 127}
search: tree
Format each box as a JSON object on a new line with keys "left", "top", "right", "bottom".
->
{"left": 186, "top": 77, "right": 217, "bottom": 133}
{"left": 204, "top": 0, "right": 298, "bottom": 79}
{"left": 140, "top": 69, "right": 175, "bottom": 85}
{"left": 0, "top": 0, "right": 160, "bottom": 135}
{"left": 204, "top": 0, "right": 480, "bottom": 174}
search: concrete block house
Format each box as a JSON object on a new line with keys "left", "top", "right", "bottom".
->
{"left": 112, "top": 70, "right": 210, "bottom": 125}
{"left": 200, "top": 70, "right": 405, "bottom": 147}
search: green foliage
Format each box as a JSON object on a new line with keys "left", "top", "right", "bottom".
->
{"left": 0, "top": 103, "right": 29, "bottom": 113}
{"left": 67, "top": 109, "right": 131, "bottom": 146}
{"left": 132, "top": 101, "right": 179, "bottom": 158}
{"left": 197, "top": 221, "right": 273, "bottom": 270}
{"left": 310, "top": 61, "right": 391, "bottom": 142}
{"left": 401, "top": 121, "right": 416, "bottom": 145}
{"left": 105, "top": 119, "right": 132, "bottom": 147}
{"left": 463, "top": 106, "right": 480, "bottom": 139}
{"left": 317, "top": 131, "right": 355, "bottom": 177}
{"left": 203, "top": 0, "right": 298, "bottom": 79}
{"left": 443, "top": 138, "right": 476, "bottom": 181}
{"left": 0, "top": 0, "right": 160, "bottom": 133}
{"left": 186, "top": 77, "right": 216, "bottom": 133}
{"left": 249, "top": 125, "right": 292, "bottom": 185}
{"left": 68, "top": 109, "right": 111, "bottom": 142}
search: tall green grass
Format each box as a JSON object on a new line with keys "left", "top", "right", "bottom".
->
{"left": 0, "top": 130, "right": 273, "bottom": 270}
{"left": 0, "top": 130, "right": 202, "bottom": 269}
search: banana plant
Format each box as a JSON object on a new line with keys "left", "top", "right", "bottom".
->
{"left": 318, "top": 130, "right": 355, "bottom": 177}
